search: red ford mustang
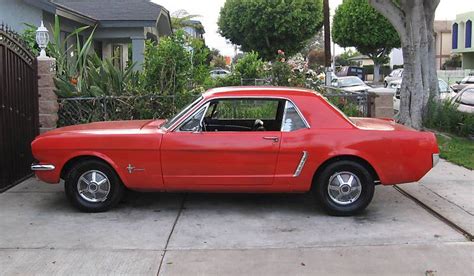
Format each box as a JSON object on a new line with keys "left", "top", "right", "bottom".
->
{"left": 31, "top": 87, "right": 439, "bottom": 215}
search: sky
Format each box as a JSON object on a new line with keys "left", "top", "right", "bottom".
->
{"left": 153, "top": 0, "right": 474, "bottom": 57}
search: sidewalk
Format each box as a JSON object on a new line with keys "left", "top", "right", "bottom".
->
{"left": 396, "top": 159, "right": 474, "bottom": 237}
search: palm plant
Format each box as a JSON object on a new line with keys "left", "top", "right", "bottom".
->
{"left": 171, "top": 9, "right": 202, "bottom": 31}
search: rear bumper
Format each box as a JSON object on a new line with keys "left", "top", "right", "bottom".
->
{"left": 31, "top": 163, "right": 55, "bottom": 171}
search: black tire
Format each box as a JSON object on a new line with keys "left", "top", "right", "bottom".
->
{"left": 313, "top": 160, "right": 374, "bottom": 216}
{"left": 384, "top": 81, "right": 388, "bottom": 88}
{"left": 65, "top": 160, "right": 124, "bottom": 212}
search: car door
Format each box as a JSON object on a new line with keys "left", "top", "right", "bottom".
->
{"left": 161, "top": 98, "right": 285, "bottom": 187}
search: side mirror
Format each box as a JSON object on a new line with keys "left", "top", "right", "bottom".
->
{"left": 456, "top": 81, "right": 461, "bottom": 84}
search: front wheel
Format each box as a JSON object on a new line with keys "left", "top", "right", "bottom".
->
{"left": 65, "top": 160, "right": 124, "bottom": 212}
{"left": 313, "top": 160, "right": 374, "bottom": 216}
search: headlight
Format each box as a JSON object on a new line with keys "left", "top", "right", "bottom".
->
{"left": 432, "top": 153, "right": 440, "bottom": 167}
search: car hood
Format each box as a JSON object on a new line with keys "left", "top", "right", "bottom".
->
{"left": 350, "top": 117, "right": 415, "bottom": 131}
{"left": 38, "top": 120, "right": 164, "bottom": 137}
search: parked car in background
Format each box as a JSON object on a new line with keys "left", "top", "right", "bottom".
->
{"left": 331, "top": 76, "right": 372, "bottom": 93}
{"left": 384, "top": 68, "right": 403, "bottom": 87}
{"left": 31, "top": 87, "right": 439, "bottom": 216}
{"left": 451, "top": 76, "right": 474, "bottom": 92}
{"left": 452, "top": 85, "right": 474, "bottom": 113}
{"left": 393, "top": 79, "right": 456, "bottom": 111}
{"left": 210, "top": 68, "right": 230, "bottom": 78}
{"left": 336, "top": 66, "right": 366, "bottom": 80}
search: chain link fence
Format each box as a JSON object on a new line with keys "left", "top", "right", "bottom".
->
{"left": 57, "top": 94, "right": 198, "bottom": 127}
{"left": 57, "top": 89, "right": 372, "bottom": 127}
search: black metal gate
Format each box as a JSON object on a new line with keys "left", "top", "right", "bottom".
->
{"left": 0, "top": 26, "right": 39, "bottom": 191}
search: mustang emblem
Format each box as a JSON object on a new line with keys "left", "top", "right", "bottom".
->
{"left": 126, "top": 164, "right": 145, "bottom": 174}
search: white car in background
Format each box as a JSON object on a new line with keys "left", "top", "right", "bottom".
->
{"left": 393, "top": 79, "right": 456, "bottom": 111}
{"left": 210, "top": 68, "right": 231, "bottom": 78}
{"left": 384, "top": 68, "right": 403, "bottom": 87}
{"left": 331, "top": 76, "right": 372, "bottom": 93}
{"left": 452, "top": 86, "right": 474, "bottom": 113}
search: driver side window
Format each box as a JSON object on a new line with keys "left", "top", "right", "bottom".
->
{"left": 179, "top": 98, "right": 284, "bottom": 132}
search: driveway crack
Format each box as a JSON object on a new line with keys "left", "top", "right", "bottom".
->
{"left": 156, "top": 193, "right": 187, "bottom": 275}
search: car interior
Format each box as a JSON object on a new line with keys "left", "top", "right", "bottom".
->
{"left": 178, "top": 98, "right": 307, "bottom": 132}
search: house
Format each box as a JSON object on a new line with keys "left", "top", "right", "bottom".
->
{"left": 182, "top": 20, "right": 205, "bottom": 40}
{"left": 183, "top": 20, "right": 206, "bottom": 39}
{"left": 452, "top": 11, "right": 474, "bottom": 69}
{"left": 347, "top": 54, "right": 373, "bottom": 67}
{"left": 0, "top": 0, "right": 173, "bottom": 70}
{"left": 434, "top": 20, "right": 453, "bottom": 69}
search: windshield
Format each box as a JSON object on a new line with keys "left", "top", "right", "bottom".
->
{"left": 338, "top": 77, "right": 364, "bottom": 87}
{"left": 162, "top": 95, "right": 203, "bottom": 129}
{"left": 458, "top": 89, "right": 474, "bottom": 106}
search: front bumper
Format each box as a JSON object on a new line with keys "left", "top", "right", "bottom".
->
{"left": 31, "top": 163, "right": 55, "bottom": 171}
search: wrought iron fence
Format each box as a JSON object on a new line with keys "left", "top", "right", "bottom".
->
{"left": 322, "top": 91, "right": 371, "bottom": 117}
{"left": 57, "top": 93, "right": 198, "bottom": 127}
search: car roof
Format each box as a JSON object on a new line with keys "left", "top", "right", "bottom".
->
{"left": 203, "top": 86, "right": 321, "bottom": 98}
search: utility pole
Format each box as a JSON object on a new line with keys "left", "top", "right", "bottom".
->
{"left": 323, "top": 0, "right": 332, "bottom": 86}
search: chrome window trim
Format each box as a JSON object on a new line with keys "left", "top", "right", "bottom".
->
{"left": 175, "top": 103, "right": 210, "bottom": 132}
{"left": 293, "top": 151, "right": 308, "bottom": 177}
{"left": 31, "top": 164, "right": 55, "bottom": 171}
{"left": 161, "top": 96, "right": 204, "bottom": 131}
{"left": 169, "top": 96, "right": 310, "bottom": 132}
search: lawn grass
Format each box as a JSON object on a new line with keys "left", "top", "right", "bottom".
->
{"left": 436, "top": 134, "right": 474, "bottom": 170}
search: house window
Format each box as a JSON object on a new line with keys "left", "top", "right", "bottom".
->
{"left": 466, "top": 20, "right": 472, "bottom": 48}
{"left": 453, "top": 23, "right": 458, "bottom": 49}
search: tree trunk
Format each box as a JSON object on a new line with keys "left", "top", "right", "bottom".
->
{"left": 373, "top": 62, "right": 381, "bottom": 83}
{"left": 369, "top": 0, "right": 440, "bottom": 129}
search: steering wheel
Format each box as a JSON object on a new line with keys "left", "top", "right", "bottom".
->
{"left": 253, "top": 119, "right": 265, "bottom": 131}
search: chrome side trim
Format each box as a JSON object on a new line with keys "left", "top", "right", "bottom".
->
{"left": 31, "top": 164, "right": 55, "bottom": 171}
{"left": 293, "top": 151, "right": 308, "bottom": 177}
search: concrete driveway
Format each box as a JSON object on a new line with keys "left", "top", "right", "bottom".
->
{"left": 0, "top": 161, "right": 473, "bottom": 275}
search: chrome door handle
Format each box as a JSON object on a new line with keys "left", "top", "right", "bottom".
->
{"left": 263, "top": 136, "right": 279, "bottom": 142}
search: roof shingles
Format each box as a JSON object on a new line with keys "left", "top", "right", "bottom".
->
{"left": 52, "top": 0, "right": 164, "bottom": 21}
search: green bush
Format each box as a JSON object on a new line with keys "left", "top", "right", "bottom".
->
{"left": 234, "top": 51, "right": 265, "bottom": 79}
{"left": 424, "top": 98, "right": 474, "bottom": 137}
{"left": 20, "top": 23, "right": 40, "bottom": 56}
{"left": 141, "top": 30, "right": 192, "bottom": 95}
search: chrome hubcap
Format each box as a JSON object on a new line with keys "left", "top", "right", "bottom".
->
{"left": 77, "top": 170, "right": 110, "bottom": 203}
{"left": 327, "top": 171, "right": 362, "bottom": 205}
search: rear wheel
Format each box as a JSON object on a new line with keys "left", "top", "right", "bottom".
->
{"left": 313, "top": 160, "right": 374, "bottom": 216}
{"left": 65, "top": 160, "right": 124, "bottom": 212}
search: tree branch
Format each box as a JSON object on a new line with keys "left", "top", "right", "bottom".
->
{"left": 368, "top": 0, "right": 407, "bottom": 42}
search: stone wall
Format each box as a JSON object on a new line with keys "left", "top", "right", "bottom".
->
{"left": 37, "top": 57, "right": 58, "bottom": 133}
{"left": 369, "top": 89, "right": 396, "bottom": 119}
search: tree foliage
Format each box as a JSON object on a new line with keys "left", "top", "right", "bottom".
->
{"left": 332, "top": 0, "right": 400, "bottom": 80}
{"left": 218, "top": 0, "right": 324, "bottom": 60}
